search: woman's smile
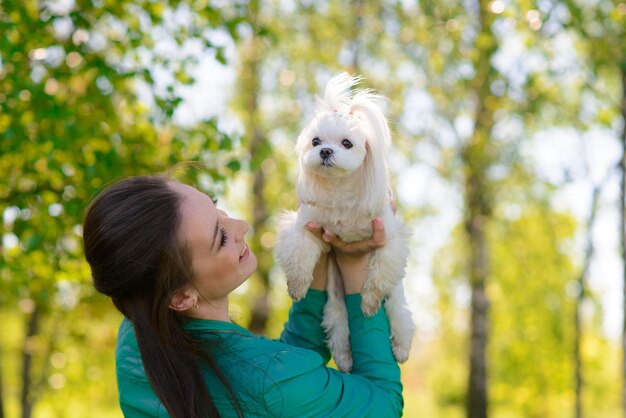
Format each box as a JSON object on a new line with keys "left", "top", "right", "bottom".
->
{"left": 171, "top": 182, "right": 257, "bottom": 303}
{"left": 239, "top": 243, "right": 249, "bottom": 262}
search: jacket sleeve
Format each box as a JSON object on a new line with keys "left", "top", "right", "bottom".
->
{"left": 279, "top": 289, "right": 331, "bottom": 363}
{"left": 265, "top": 294, "right": 403, "bottom": 417}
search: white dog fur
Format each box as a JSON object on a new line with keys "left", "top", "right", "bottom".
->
{"left": 275, "top": 73, "right": 415, "bottom": 371}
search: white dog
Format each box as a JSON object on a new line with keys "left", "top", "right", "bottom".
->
{"left": 275, "top": 72, "right": 415, "bottom": 371}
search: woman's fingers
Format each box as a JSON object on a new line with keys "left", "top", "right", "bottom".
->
{"left": 306, "top": 222, "right": 324, "bottom": 240}
{"left": 370, "top": 218, "right": 386, "bottom": 247}
{"left": 306, "top": 218, "right": 387, "bottom": 251}
{"left": 317, "top": 218, "right": 386, "bottom": 256}
{"left": 350, "top": 218, "right": 385, "bottom": 252}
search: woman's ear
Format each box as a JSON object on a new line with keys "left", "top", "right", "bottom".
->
{"left": 169, "top": 287, "right": 197, "bottom": 312}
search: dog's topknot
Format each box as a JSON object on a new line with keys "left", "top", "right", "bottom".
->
{"left": 315, "top": 72, "right": 363, "bottom": 114}
{"left": 313, "top": 72, "right": 391, "bottom": 151}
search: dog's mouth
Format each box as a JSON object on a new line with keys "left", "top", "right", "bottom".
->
{"left": 320, "top": 157, "right": 335, "bottom": 168}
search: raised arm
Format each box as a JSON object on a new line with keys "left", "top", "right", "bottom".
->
{"left": 279, "top": 246, "right": 331, "bottom": 362}
{"left": 264, "top": 295, "right": 402, "bottom": 417}
{"left": 268, "top": 219, "right": 403, "bottom": 417}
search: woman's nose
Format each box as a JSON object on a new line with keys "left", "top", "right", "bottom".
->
{"left": 236, "top": 219, "right": 249, "bottom": 240}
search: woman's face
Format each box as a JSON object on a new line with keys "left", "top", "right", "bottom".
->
{"left": 172, "top": 182, "right": 257, "bottom": 302}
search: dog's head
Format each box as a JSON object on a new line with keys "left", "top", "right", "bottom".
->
{"left": 295, "top": 73, "right": 390, "bottom": 211}
{"left": 296, "top": 108, "right": 367, "bottom": 177}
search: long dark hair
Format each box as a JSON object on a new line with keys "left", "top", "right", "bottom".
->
{"left": 83, "top": 176, "right": 241, "bottom": 418}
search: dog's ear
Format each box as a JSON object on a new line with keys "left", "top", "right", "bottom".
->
{"left": 350, "top": 93, "right": 391, "bottom": 217}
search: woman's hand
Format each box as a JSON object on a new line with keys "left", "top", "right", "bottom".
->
{"left": 307, "top": 219, "right": 386, "bottom": 294}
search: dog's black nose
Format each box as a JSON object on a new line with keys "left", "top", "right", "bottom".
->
{"left": 320, "top": 148, "right": 333, "bottom": 158}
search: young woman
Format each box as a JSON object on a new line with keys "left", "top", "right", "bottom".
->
{"left": 83, "top": 176, "right": 403, "bottom": 418}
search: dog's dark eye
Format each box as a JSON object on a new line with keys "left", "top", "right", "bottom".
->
{"left": 312, "top": 137, "right": 321, "bottom": 147}
{"left": 341, "top": 139, "right": 353, "bottom": 149}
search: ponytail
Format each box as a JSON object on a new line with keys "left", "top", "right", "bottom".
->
{"left": 83, "top": 176, "right": 242, "bottom": 418}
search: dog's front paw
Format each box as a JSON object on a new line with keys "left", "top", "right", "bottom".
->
{"left": 287, "top": 279, "right": 311, "bottom": 302}
{"left": 360, "top": 289, "right": 384, "bottom": 317}
{"left": 334, "top": 350, "right": 353, "bottom": 373}
{"left": 391, "top": 337, "right": 411, "bottom": 363}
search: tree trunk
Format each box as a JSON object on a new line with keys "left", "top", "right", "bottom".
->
{"left": 574, "top": 182, "right": 602, "bottom": 418}
{"left": 464, "top": 176, "right": 490, "bottom": 418}
{"left": 0, "top": 354, "right": 5, "bottom": 418}
{"left": 240, "top": 0, "right": 271, "bottom": 335}
{"left": 0, "top": 247, "right": 4, "bottom": 418}
{"left": 248, "top": 148, "right": 271, "bottom": 334}
{"left": 21, "top": 305, "right": 39, "bottom": 418}
{"left": 619, "top": 62, "right": 626, "bottom": 417}
{"left": 349, "top": 0, "right": 363, "bottom": 73}
{"left": 464, "top": 2, "right": 497, "bottom": 417}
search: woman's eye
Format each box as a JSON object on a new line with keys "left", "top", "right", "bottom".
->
{"left": 220, "top": 227, "right": 228, "bottom": 248}
{"left": 312, "top": 137, "right": 321, "bottom": 146}
{"left": 341, "top": 139, "right": 353, "bottom": 149}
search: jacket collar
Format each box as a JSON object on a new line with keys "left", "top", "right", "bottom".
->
{"left": 180, "top": 318, "right": 252, "bottom": 336}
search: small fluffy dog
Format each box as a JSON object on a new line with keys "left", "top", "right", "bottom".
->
{"left": 275, "top": 72, "right": 415, "bottom": 371}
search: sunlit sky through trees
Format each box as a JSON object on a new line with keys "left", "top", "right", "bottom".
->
{"left": 131, "top": 7, "right": 623, "bottom": 341}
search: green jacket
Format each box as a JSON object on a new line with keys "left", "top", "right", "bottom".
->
{"left": 115, "top": 290, "right": 403, "bottom": 417}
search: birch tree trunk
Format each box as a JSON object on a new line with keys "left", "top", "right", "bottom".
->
{"left": 0, "top": 352, "right": 4, "bottom": 418}
{"left": 0, "top": 239, "right": 4, "bottom": 418}
{"left": 464, "top": 2, "right": 497, "bottom": 417}
{"left": 574, "top": 182, "right": 603, "bottom": 418}
{"left": 20, "top": 306, "right": 39, "bottom": 418}
{"left": 237, "top": 0, "right": 272, "bottom": 334}
{"left": 620, "top": 63, "right": 626, "bottom": 418}
{"left": 349, "top": 0, "right": 363, "bottom": 73}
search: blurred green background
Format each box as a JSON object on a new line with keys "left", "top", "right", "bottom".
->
{"left": 1, "top": 0, "right": 624, "bottom": 417}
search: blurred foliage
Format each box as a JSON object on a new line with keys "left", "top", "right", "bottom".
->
{"left": 430, "top": 201, "right": 615, "bottom": 418}
{"left": 0, "top": 0, "right": 246, "bottom": 416}
{"left": 1, "top": 0, "right": 625, "bottom": 417}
